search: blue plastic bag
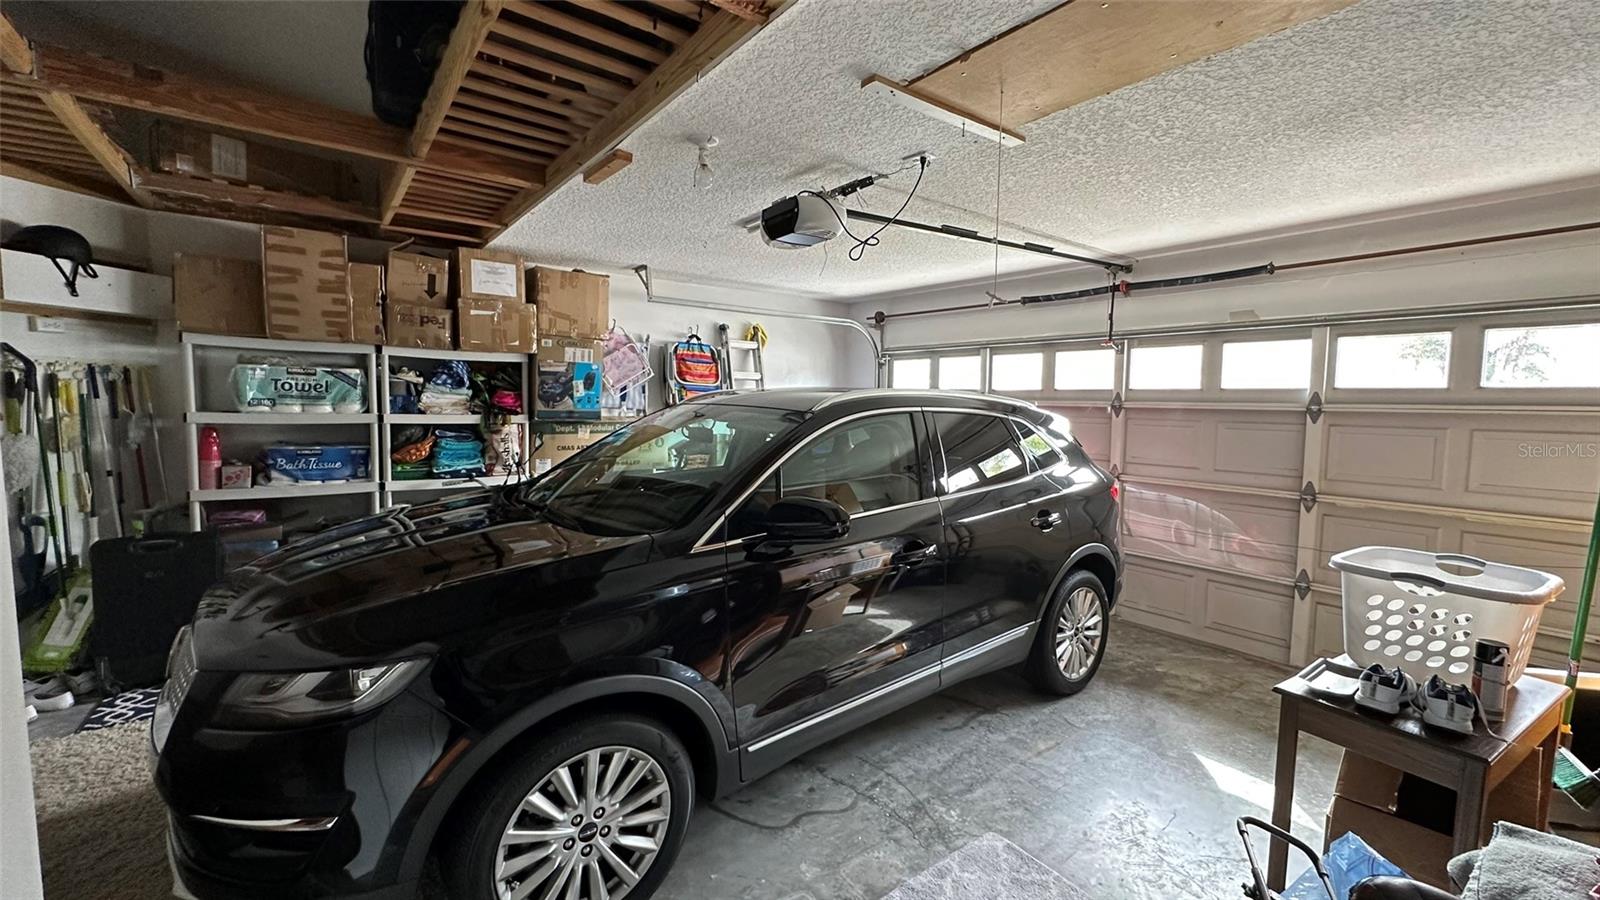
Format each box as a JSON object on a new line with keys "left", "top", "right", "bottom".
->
{"left": 1281, "top": 831, "right": 1407, "bottom": 899}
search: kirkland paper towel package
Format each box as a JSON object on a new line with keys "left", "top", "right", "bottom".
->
{"left": 230, "top": 364, "right": 367, "bottom": 413}
{"left": 262, "top": 445, "right": 370, "bottom": 483}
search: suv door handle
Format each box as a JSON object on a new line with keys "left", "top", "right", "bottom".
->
{"left": 892, "top": 541, "right": 939, "bottom": 564}
{"left": 1030, "top": 510, "right": 1062, "bottom": 531}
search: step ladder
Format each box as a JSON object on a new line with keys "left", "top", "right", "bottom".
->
{"left": 719, "top": 323, "right": 765, "bottom": 391}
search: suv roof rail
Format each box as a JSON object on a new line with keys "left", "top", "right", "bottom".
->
{"left": 812, "top": 389, "right": 1038, "bottom": 411}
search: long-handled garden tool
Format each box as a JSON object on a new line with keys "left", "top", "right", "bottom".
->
{"left": 43, "top": 370, "right": 76, "bottom": 569}
{"left": 1554, "top": 486, "right": 1600, "bottom": 807}
{"left": 88, "top": 365, "right": 124, "bottom": 537}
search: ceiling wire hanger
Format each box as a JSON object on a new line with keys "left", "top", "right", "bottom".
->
{"left": 984, "top": 74, "right": 1006, "bottom": 308}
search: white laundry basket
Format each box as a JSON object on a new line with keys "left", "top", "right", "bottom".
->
{"left": 1329, "top": 546, "right": 1565, "bottom": 684}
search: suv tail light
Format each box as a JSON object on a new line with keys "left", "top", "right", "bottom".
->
{"left": 1109, "top": 482, "right": 1120, "bottom": 503}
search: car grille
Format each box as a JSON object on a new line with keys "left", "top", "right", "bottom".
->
{"left": 152, "top": 626, "right": 196, "bottom": 754}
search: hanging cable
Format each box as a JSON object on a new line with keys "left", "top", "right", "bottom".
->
{"left": 800, "top": 154, "right": 929, "bottom": 261}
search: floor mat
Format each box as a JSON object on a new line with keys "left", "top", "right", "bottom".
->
{"left": 76, "top": 686, "right": 160, "bottom": 733}
{"left": 880, "top": 832, "right": 1090, "bottom": 900}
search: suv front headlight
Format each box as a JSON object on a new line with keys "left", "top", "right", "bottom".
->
{"left": 212, "top": 659, "right": 427, "bottom": 728}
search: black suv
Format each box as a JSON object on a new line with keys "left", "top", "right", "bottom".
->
{"left": 152, "top": 389, "right": 1121, "bottom": 900}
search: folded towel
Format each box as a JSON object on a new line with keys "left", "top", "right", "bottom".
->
{"left": 1451, "top": 821, "right": 1598, "bottom": 900}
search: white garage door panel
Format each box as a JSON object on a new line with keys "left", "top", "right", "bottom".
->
{"left": 1202, "top": 579, "right": 1293, "bottom": 663}
{"left": 1044, "top": 403, "right": 1112, "bottom": 467}
{"left": 1124, "top": 409, "right": 1303, "bottom": 491}
{"left": 1312, "top": 601, "right": 1345, "bottom": 660}
{"left": 1122, "top": 484, "right": 1299, "bottom": 581}
{"left": 1322, "top": 412, "right": 1600, "bottom": 520}
{"left": 1119, "top": 561, "right": 1196, "bottom": 624}
{"left": 1313, "top": 509, "right": 1447, "bottom": 589}
{"left": 1458, "top": 527, "right": 1596, "bottom": 667}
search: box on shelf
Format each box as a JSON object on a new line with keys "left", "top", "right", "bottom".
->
{"left": 458, "top": 298, "right": 535, "bottom": 353}
{"left": 533, "top": 266, "right": 608, "bottom": 339}
{"left": 531, "top": 422, "right": 619, "bottom": 474}
{"left": 218, "top": 463, "right": 252, "bottom": 489}
{"left": 535, "top": 336, "right": 603, "bottom": 420}
{"left": 454, "top": 248, "right": 525, "bottom": 303}
{"left": 386, "top": 303, "right": 454, "bottom": 350}
{"left": 152, "top": 121, "right": 359, "bottom": 200}
{"left": 348, "top": 262, "right": 385, "bottom": 344}
{"left": 386, "top": 250, "right": 450, "bottom": 308}
{"left": 262, "top": 226, "right": 352, "bottom": 342}
{"left": 173, "top": 254, "right": 265, "bottom": 337}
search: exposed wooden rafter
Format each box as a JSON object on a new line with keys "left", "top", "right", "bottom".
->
{"left": 0, "top": 13, "right": 33, "bottom": 74}
{"left": 38, "top": 92, "right": 152, "bottom": 206}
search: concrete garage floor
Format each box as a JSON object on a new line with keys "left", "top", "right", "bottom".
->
{"left": 652, "top": 622, "right": 1341, "bottom": 900}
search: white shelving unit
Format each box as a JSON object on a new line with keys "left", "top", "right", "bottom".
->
{"left": 181, "top": 333, "right": 382, "bottom": 530}
{"left": 378, "top": 346, "right": 532, "bottom": 508}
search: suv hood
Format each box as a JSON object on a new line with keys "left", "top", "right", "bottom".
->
{"left": 191, "top": 490, "right": 653, "bottom": 671}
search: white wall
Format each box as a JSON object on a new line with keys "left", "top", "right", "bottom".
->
{"left": 850, "top": 179, "right": 1600, "bottom": 354}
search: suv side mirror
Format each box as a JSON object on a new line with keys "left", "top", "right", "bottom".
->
{"left": 764, "top": 496, "right": 849, "bottom": 543}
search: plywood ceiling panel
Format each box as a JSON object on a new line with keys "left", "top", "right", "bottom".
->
{"left": 911, "top": 0, "right": 1357, "bottom": 128}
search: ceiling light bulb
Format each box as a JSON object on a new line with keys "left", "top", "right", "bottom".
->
{"left": 694, "top": 136, "right": 719, "bottom": 192}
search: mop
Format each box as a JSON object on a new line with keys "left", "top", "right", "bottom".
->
{"left": 124, "top": 366, "right": 153, "bottom": 512}
{"left": 88, "top": 365, "right": 123, "bottom": 537}
{"left": 44, "top": 371, "right": 75, "bottom": 569}
{"left": 1553, "top": 487, "right": 1600, "bottom": 807}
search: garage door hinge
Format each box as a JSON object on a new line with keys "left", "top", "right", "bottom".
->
{"left": 1294, "top": 569, "right": 1311, "bottom": 600}
{"left": 1299, "top": 481, "right": 1317, "bottom": 512}
{"left": 1110, "top": 392, "right": 1123, "bottom": 417}
{"left": 1305, "top": 391, "right": 1323, "bottom": 424}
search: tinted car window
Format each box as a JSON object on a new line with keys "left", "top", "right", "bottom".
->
{"left": 524, "top": 404, "right": 797, "bottom": 535}
{"left": 1013, "top": 419, "right": 1063, "bottom": 469}
{"left": 730, "top": 413, "right": 922, "bottom": 537}
{"left": 933, "top": 412, "right": 1027, "bottom": 493}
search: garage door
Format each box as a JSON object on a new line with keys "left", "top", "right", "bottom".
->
{"left": 886, "top": 305, "right": 1600, "bottom": 668}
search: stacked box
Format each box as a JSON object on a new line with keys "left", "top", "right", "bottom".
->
{"left": 173, "top": 254, "right": 265, "bottom": 337}
{"left": 348, "top": 262, "right": 384, "bottom": 344}
{"left": 261, "top": 227, "right": 351, "bottom": 342}
{"left": 532, "top": 266, "right": 608, "bottom": 340}
{"left": 530, "top": 422, "right": 620, "bottom": 475}
{"left": 535, "top": 336, "right": 603, "bottom": 421}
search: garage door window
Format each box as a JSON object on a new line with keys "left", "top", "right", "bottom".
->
{"left": 1481, "top": 323, "right": 1600, "bottom": 388}
{"left": 990, "top": 352, "right": 1044, "bottom": 392}
{"left": 891, "top": 357, "right": 931, "bottom": 389}
{"left": 937, "top": 355, "right": 982, "bottom": 390}
{"left": 934, "top": 413, "right": 1027, "bottom": 493}
{"left": 1221, "top": 338, "right": 1312, "bottom": 390}
{"left": 1334, "top": 331, "right": 1451, "bottom": 389}
{"left": 1128, "top": 344, "right": 1203, "bottom": 390}
{"left": 1054, "top": 348, "right": 1116, "bottom": 391}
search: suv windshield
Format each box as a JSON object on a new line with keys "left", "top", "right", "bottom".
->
{"left": 520, "top": 404, "right": 802, "bottom": 535}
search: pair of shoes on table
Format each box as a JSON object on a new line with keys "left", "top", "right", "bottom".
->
{"left": 21, "top": 675, "right": 75, "bottom": 712}
{"left": 1354, "top": 665, "right": 1482, "bottom": 735}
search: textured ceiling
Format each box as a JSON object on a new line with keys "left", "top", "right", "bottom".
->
{"left": 495, "top": 0, "right": 1600, "bottom": 298}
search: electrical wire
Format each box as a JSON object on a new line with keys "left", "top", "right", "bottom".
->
{"left": 801, "top": 155, "right": 929, "bottom": 262}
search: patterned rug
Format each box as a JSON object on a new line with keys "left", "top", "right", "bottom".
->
{"left": 75, "top": 687, "right": 160, "bottom": 733}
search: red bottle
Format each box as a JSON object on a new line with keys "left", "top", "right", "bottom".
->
{"left": 198, "top": 426, "right": 222, "bottom": 490}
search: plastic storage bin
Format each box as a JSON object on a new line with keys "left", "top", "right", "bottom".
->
{"left": 1330, "top": 546, "right": 1564, "bottom": 684}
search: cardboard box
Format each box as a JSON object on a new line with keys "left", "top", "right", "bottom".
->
{"left": 386, "top": 250, "right": 450, "bottom": 308}
{"left": 261, "top": 227, "right": 352, "bottom": 342}
{"left": 385, "top": 302, "right": 454, "bottom": 350}
{"left": 1328, "top": 751, "right": 1546, "bottom": 888}
{"left": 172, "top": 254, "right": 265, "bottom": 337}
{"left": 535, "top": 336, "right": 603, "bottom": 420}
{"left": 533, "top": 266, "right": 609, "bottom": 339}
{"left": 454, "top": 248, "right": 525, "bottom": 303}
{"left": 457, "top": 298, "right": 535, "bottom": 353}
{"left": 152, "top": 121, "right": 359, "bottom": 200}
{"left": 531, "top": 422, "right": 619, "bottom": 475}
{"left": 348, "top": 262, "right": 385, "bottom": 344}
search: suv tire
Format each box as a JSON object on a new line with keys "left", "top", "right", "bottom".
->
{"left": 1025, "top": 569, "right": 1110, "bottom": 696}
{"left": 443, "top": 714, "right": 695, "bottom": 900}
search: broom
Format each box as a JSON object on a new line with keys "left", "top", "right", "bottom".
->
{"left": 1554, "top": 486, "right": 1600, "bottom": 808}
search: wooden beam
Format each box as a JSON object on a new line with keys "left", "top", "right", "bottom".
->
{"left": 394, "top": 205, "right": 504, "bottom": 229}
{"left": 488, "top": 5, "right": 773, "bottom": 237}
{"left": 38, "top": 91, "right": 152, "bottom": 206}
{"left": 445, "top": 104, "right": 573, "bottom": 143}
{"left": 860, "top": 74, "right": 1024, "bottom": 147}
{"left": 468, "top": 59, "right": 617, "bottom": 112}
{"left": 412, "top": 0, "right": 503, "bottom": 158}
{"left": 651, "top": 1, "right": 708, "bottom": 19}
{"left": 0, "top": 13, "right": 32, "bottom": 75}
{"left": 387, "top": 223, "right": 488, "bottom": 243}
{"left": 409, "top": 175, "right": 515, "bottom": 203}
{"left": 706, "top": 0, "right": 768, "bottom": 23}
{"left": 378, "top": 164, "right": 416, "bottom": 228}
{"left": 0, "top": 161, "right": 122, "bottom": 201}
{"left": 570, "top": 0, "right": 693, "bottom": 43}
{"left": 453, "top": 87, "right": 588, "bottom": 135}
{"left": 503, "top": 1, "right": 670, "bottom": 65}
{"left": 6, "top": 38, "right": 541, "bottom": 187}
{"left": 478, "top": 35, "right": 633, "bottom": 101}
{"left": 459, "top": 76, "right": 604, "bottom": 125}
{"left": 582, "top": 148, "right": 632, "bottom": 184}
{"left": 434, "top": 130, "right": 553, "bottom": 165}
{"left": 441, "top": 114, "right": 570, "bottom": 152}
{"left": 134, "top": 169, "right": 380, "bottom": 224}
{"left": 488, "top": 17, "right": 651, "bottom": 80}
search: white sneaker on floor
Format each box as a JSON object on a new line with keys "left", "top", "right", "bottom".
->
{"left": 25, "top": 676, "right": 76, "bottom": 712}
{"left": 26, "top": 704, "right": 37, "bottom": 723}
{"left": 1354, "top": 664, "right": 1416, "bottom": 715}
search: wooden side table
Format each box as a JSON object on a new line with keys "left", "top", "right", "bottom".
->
{"left": 1267, "top": 671, "right": 1567, "bottom": 890}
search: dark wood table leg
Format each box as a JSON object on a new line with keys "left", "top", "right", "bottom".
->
{"left": 1536, "top": 725, "right": 1558, "bottom": 828}
{"left": 1268, "top": 695, "right": 1300, "bottom": 891}
{"left": 1452, "top": 759, "right": 1488, "bottom": 857}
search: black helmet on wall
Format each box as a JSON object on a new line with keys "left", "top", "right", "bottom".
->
{"left": 2, "top": 225, "right": 99, "bottom": 297}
